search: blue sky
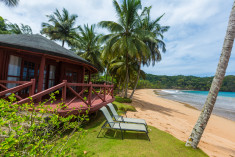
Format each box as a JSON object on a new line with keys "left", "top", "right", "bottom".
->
{"left": 0, "top": 0, "right": 234, "bottom": 76}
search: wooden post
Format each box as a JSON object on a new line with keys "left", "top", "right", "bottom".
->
{"left": 104, "top": 83, "right": 106, "bottom": 102}
{"left": 37, "top": 55, "right": 45, "bottom": 101}
{"left": 88, "top": 82, "right": 92, "bottom": 106}
{"left": 82, "top": 67, "right": 85, "bottom": 83}
{"left": 111, "top": 85, "right": 114, "bottom": 98}
{"left": 29, "top": 79, "right": 35, "bottom": 96}
{"left": 62, "top": 80, "right": 67, "bottom": 103}
{"left": 81, "top": 67, "right": 85, "bottom": 97}
{"left": 88, "top": 71, "right": 91, "bottom": 83}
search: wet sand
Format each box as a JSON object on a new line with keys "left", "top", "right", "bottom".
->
{"left": 126, "top": 89, "right": 235, "bottom": 157}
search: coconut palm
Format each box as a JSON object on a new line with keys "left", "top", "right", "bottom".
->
{"left": 0, "top": 16, "right": 9, "bottom": 34}
{"left": 185, "top": 1, "right": 235, "bottom": 148}
{"left": 129, "top": 6, "right": 169, "bottom": 99}
{"left": 41, "top": 8, "right": 78, "bottom": 47}
{"left": 72, "top": 24, "right": 104, "bottom": 72}
{"left": 0, "top": 0, "right": 19, "bottom": 7}
{"left": 109, "top": 56, "right": 145, "bottom": 96}
{"left": 8, "top": 23, "right": 32, "bottom": 34}
{"left": 99, "top": 0, "right": 155, "bottom": 98}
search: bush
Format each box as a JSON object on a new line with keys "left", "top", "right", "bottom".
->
{"left": 114, "top": 96, "right": 132, "bottom": 103}
{"left": 0, "top": 92, "right": 89, "bottom": 156}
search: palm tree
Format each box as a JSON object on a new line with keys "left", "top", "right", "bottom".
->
{"left": 129, "top": 6, "right": 169, "bottom": 99}
{"left": 0, "top": 0, "right": 19, "bottom": 7}
{"left": 109, "top": 56, "right": 145, "bottom": 96}
{"left": 0, "top": 16, "right": 10, "bottom": 34}
{"left": 99, "top": 0, "right": 154, "bottom": 98}
{"left": 8, "top": 23, "right": 32, "bottom": 34}
{"left": 41, "top": 8, "right": 78, "bottom": 47}
{"left": 185, "top": 1, "right": 235, "bottom": 148}
{"left": 72, "top": 24, "right": 104, "bottom": 72}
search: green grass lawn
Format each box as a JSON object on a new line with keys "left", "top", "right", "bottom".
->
{"left": 54, "top": 101, "right": 208, "bottom": 157}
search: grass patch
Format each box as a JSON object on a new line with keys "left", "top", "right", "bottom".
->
{"left": 57, "top": 112, "right": 208, "bottom": 157}
{"left": 112, "top": 101, "right": 137, "bottom": 113}
{"left": 115, "top": 96, "right": 132, "bottom": 103}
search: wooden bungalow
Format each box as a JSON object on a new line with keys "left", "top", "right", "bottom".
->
{"left": 0, "top": 34, "right": 115, "bottom": 116}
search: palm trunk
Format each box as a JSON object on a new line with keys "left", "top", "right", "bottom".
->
{"left": 124, "top": 54, "right": 129, "bottom": 98}
{"left": 185, "top": 2, "right": 235, "bottom": 148}
{"left": 129, "top": 60, "right": 141, "bottom": 99}
{"left": 62, "top": 40, "right": 65, "bottom": 47}
{"left": 117, "top": 79, "right": 121, "bottom": 94}
{"left": 106, "top": 66, "right": 109, "bottom": 83}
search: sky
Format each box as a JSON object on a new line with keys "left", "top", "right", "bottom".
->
{"left": 0, "top": 0, "right": 234, "bottom": 77}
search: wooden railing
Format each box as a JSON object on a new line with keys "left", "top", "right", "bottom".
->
{"left": 0, "top": 79, "right": 36, "bottom": 100}
{"left": 0, "top": 80, "right": 114, "bottom": 107}
{"left": 66, "top": 82, "right": 114, "bottom": 107}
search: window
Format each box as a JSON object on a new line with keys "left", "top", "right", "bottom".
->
{"left": 43, "top": 66, "right": 47, "bottom": 90}
{"left": 22, "top": 61, "right": 35, "bottom": 81}
{"left": 48, "top": 65, "right": 56, "bottom": 88}
{"left": 7, "top": 55, "right": 22, "bottom": 88}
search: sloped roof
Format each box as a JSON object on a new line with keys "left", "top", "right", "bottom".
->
{"left": 0, "top": 34, "right": 97, "bottom": 72}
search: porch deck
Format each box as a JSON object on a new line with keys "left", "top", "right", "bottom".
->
{"left": 37, "top": 95, "right": 115, "bottom": 116}
{"left": 0, "top": 80, "right": 115, "bottom": 116}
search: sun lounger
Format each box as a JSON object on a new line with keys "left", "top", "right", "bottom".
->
{"left": 97, "top": 106, "right": 150, "bottom": 141}
{"left": 107, "top": 103, "right": 147, "bottom": 127}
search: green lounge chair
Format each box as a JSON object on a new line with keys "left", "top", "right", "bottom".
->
{"left": 107, "top": 103, "right": 147, "bottom": 127}
{"left": 97, "top": 106, "right": 150, "bottom": 141}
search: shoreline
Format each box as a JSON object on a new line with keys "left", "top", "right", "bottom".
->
{"left": 154, "top": 89, "right": 235, "bottom": 122}
{"left": 127, "top": 89, "right": 235, "bottom": 157}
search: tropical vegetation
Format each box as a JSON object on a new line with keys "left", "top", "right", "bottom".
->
{"left": 139, "top": 74, "right": 235, "bottom": 92}
{"left": 0, "top": 93, "right": 89, "bottom": 156}
{"left": 0, "top": 16, "right": 32, "bottom": 34}
{"left": 41, "top": 8, "right": 78, "bottom": 47}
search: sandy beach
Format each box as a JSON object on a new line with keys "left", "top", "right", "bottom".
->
{"left": 126, "top": 89, "right": 235, "bottom": 157}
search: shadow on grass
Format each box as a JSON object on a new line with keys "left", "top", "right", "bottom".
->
{"left": 98, "top": 129, "right": 150, "bottom": 141}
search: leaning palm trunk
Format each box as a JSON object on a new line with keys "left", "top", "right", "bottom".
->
{"left": 129, "top": 60, "right": 141, "bottom": 99}
{"left": 185, "top": 2, "right": 235, "bottom": 148}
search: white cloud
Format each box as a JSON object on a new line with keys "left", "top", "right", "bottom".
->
{"left": 0, "top": 0, "right": 234, "bottom": 76}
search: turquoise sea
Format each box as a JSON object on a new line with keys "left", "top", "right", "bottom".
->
{"left": 182, "top": 90, "right": 235, "bottom": 98}
{"left": 156, "top": 90, "right": 235, "bottom": 121}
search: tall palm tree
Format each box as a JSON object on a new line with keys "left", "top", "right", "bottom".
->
{"left": 72, "top": 24, "right": 104, "bottom": 72}
{"left": 8, "top": 23, "right": 32, "bottom": 34}
{"left": 129, "top": 6, "right": 169, "bottom": 99}
{"left": 185, "top": 1, "right": 235, "bottom": 148}
{"left": 0, "top": 16, "right": 9, "bottom": 34}
{"left": 99, "top": 0, "right": 155, "bottom": 98}
{"left": 41, "top": 8, "right": 78, "bottom": 47}
{"left": 109, "top": 56, "right": 145, "bottom": 96}
{"left": 0, "top": 0, "right": 19, "bottom": 7}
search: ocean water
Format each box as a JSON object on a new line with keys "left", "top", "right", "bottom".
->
{"left": 156, "top": 90, "right": 235, "bottom": 121}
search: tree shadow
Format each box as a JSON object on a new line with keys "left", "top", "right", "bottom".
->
{"left": 129, "top": 96, "right": 186, "bottom": 117}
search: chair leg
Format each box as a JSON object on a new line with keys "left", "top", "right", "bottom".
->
{"left": 146, "top": 132, "right": 150, "bottom": 141}
{"left": 97, "top": 128, "right": 103, "bottom": 138}
{"left": 121, "top": 129, "right": 123, "bottom": 140}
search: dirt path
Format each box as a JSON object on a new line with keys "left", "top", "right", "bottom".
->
{"left": 126, "top": 89, "right": 235, "bottom": 157}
